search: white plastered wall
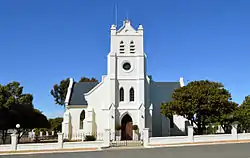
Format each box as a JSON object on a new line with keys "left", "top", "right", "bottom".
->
{"left": 84, "top": 76, "right": 111, "bottom": 135}
{"left": 67, "top": 107, "right": 87, "bottom": 139}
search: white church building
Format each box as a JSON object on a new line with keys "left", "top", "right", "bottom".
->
{"left": 62, "top": 20, "right": 187, "bottom": 140}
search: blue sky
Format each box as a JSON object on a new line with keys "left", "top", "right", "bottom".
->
{"left": 0, "top": 0, "right": 249, "bottom": 118}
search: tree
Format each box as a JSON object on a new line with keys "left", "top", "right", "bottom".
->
{"left": 79, "top": 77, "right": 98, "bottom": 82}
{"left": 161, "top": 80, "right": 238, "bottom": 134}
{"left": 234, "top": 96, "right": 250, "bottom": 132}
{"left": 51, "top": 77, "right": 98, "bottom": 106}
{"left": 50, "top": 78, "right": 70, "bottom": 106}
{"left": 0, "top": 82, "right": 50, "bottom": 143}
{"left": 48, "top": 117, "right": 63, "bottom": 133}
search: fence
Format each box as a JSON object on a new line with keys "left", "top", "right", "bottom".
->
{"left": 2, "top": 126, "right": 249, "bottom": 152}
{"left": 0, "top": 133, "right": 11, "bottom": 145}
{"left": 144, "top": 125, "right": 250, "bottom": 147}
{"left": 19, "top": 135, "right": 58, "bottom": 144}
{"left": 64, "top": 132, "right": 104, "bottom": 142}
{"left": 0, "top": 130, "right": 111, "bottom": 152}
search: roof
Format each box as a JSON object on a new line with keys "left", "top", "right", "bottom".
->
{"left": 69, "top": 82, "right": 98, "bottom": 105}
{"left": 152, "top": 81, "right": 180, "bottom": 88}
{"left": 150, "top": 81, "right": 181, "bottom": 103}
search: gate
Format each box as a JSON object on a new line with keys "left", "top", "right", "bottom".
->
{"left": 110, "top": 132, "right": 143, "bottom": 147}
{"left": 110, "top": 140, "right": 143, "bottom": 147}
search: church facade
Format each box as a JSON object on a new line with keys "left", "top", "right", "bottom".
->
{"left": 62, "top": 20, "right": 187, "bottom": 140}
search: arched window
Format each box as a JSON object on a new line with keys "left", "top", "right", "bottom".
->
{"left": 120, "top": 87, "right": 124, "bottom": 101}
{"left": 129, "top": 88, "right": 134, "bottom": 101}
{"left": 120, "top": 41, "right": 125, "bottom": 53}
{"left": 130, "top": 40, "right": 135, "bottom": 53}
{"left": 79, "top": 110, "right": 85, "bottom": 129}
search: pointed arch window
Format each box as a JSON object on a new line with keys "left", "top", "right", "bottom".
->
{"left": 79, "top": 110, "right": 85, "bottom": 129}
{"left": 129, "top": 87, "right": 135, "bottom": 102}
{"left": 120, "top": 87, "right": 124, "bottom": 102}
{"left": 130, "top": 40, "right": 135, "bottom": 53}
{"left": 120, "top": 41, "right": 125, "bottom": 53}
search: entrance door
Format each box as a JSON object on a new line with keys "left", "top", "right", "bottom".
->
{"left": 121, "top": 114, "right": 133, "bottom": 140}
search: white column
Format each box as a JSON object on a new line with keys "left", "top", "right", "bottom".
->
{"left": 139, "top": 104, "right": 145, "bottom": 135}
{"left": 133, "top": 130, "right": 138, "bottom": 140}
{"left": 40, "top": 131, "right": 43, "bottom": 137}
{"left": 109, "top": 104, "right": 116, "bottom": 140}
{"left": 143, "top": 128, "right": 149, "bottom": 147}
{"left": 231, "top": 124, "right": 238, "bottom": 140}
{"left": 188, "top": 126, "right": 194, "bottom": 142}
{"left": 62, "top": 111, "right": 71, "bottom": 140}
{"left": 103, "top": 129, "right": 111, "bottom": 148}
{"left": 58, "top": 133, "right": 64, "bottom": 149}
{"left": 86, "top": 109, "right": 93, "bottom": 134}
{"left": 148, "top": 104, "right": 153, "bottom": 137}
{"left": 11, "top": 133, "right": 18, "bottom": 151}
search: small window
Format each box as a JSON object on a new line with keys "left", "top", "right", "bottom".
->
{"left": 120, "top": 88, "right": 124, "bottom": 101}
{"left": 130, "top": 41, "right": 135, "bottom": 53}
{"left": 120, "top": 41, "right": 125, "bottom": 53}
{"left": 129, "top": 88, "right": 134, "bottom": 101}
{"left": 79, "top": 110, "right": 85, "bottom": 129}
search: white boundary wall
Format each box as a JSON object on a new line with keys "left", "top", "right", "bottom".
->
{"left": 0, "top": 145, "right": 12, "bottom": 152}
{"left": 17, "top": 143, "right": 58, "bottom": 151}
{"left": 0, "top": 130, "right": 110, "bottom": 152}
{"left": 150, "top": 136, "right": 190, "bottom": 145}
{"left": 144, "top": 126, "right": 250, "bottom": 147}
{"left": 238, "top": 133, "right": 250, "bottom": 140}
{"left": 194, "top": 134, "right": 233, "bottom": 142}
{"left": 63, "top": 141, "right": 104, "bottom": 149}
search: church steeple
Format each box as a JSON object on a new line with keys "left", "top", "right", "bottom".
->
{"left": 108, "top": 19, "right": 146, "bottom": 79}
{"left": 110, "top": 19, "right": 143, "bottom": 36}
{"left": 109, "top": 20, "right": 144, "bottom": 55}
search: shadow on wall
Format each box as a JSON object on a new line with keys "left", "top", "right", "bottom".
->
{"left": 116, "top": 110, "right": 121, "bottom": 128}
{"left": 170, "top": 120, "right": 191, "bottom": 136}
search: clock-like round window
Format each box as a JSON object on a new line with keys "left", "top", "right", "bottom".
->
{"left": 123, "top": 62, "right": 131, "bottom": 71}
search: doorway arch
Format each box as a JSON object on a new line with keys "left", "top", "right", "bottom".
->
{"left": 121, "top": 114, "right": 133, "bottom": 140}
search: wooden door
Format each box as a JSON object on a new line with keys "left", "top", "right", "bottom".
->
{"left": 125, "top": 122, "right": 133, "bottom": 140}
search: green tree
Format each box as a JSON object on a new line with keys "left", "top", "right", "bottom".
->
{"left": 0, "top": 82, "right": 50, "bottom": 143}
{"left": 161, "top": 80, "right": 237, "bottom": 134}
{"left": 51, "top": 77, "right": 98, "bottom": 106}
{"left": 50, "top": 78, "right": 70, "bottom": 106}
{"left": 234, "top": 96, "right": 250, "bottom": 132}
{"left": 79, "top": 77, "right": 98, "bottom": 82}
{"left": 48, "top": 117, "right": 63, "bottom": 133}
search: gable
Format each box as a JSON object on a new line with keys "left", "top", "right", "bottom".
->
{"left": 69, "top": 82, "right": 98, "bottom": 105}
{"left": 116, "top": 20, "right": 139, "bottom": 35}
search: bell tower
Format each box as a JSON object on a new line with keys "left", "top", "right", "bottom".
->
{"left": 108, "top": 20, "right": 146, "bottom": 108}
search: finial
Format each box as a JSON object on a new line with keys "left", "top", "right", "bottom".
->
{"left": 111, "top": 24, "right": 116, "bottom": 29}
{"left": 138, "top": 24, "right": 143, "bottom": 30}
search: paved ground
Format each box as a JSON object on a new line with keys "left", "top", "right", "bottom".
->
{"left": 2, "top": 143, "right": 250, "bottom": 158}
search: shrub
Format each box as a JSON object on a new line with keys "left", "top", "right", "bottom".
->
{"left": 132, "top": 125, "right": 138, "bottom": 131}
{"left": 85, "top": 135, "right": 96, "bottom": 141}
